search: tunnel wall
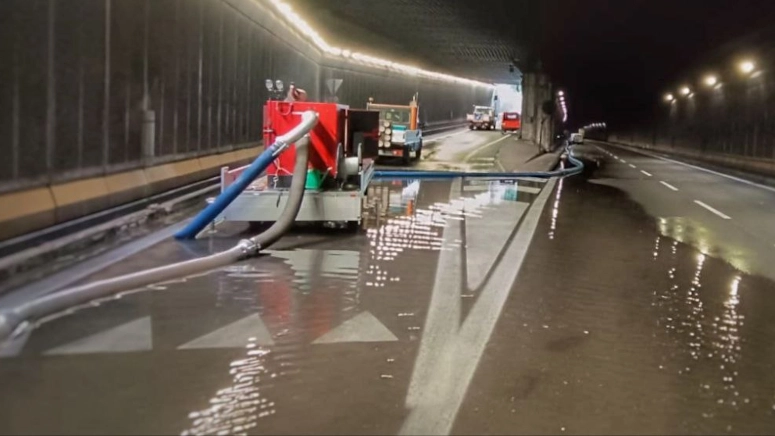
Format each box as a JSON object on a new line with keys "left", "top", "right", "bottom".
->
{"left": 0, "top": 0, "right": 491, "bottom": 241}
{"left": 609, "top": 34, "right": 775, "bottom": 179}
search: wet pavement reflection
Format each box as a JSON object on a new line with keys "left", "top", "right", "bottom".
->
{"left": 0, "top": 177, "right": 547, "bottom": 435}
{"left": 4, "top": 150, "right": 775, "bottom": 434}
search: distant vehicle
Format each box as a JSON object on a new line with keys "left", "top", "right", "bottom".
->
{"left": 467, "top": 105, "right": 496, "bottom": 130}
{"left": 501, "top": 112, "right": 521, "bottom": 134}
{"left": 570, "top": 132, "right": 584, "bottom": 144}
{"left": 367, "top": 94, "right": 423, "bottom": 164}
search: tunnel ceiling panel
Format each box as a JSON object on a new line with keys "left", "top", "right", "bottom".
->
{"left": 286, "top": 0, "right": 534, "bottom": 84}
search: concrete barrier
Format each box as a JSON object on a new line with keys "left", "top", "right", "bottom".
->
{"left": 0, "top": 145, "right": 264, "bottom": 243}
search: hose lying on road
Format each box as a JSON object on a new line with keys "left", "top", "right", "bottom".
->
{"left": 0, "top": 138, "right": 311, "bottom": 342}
{"left": 373, "top": 144, "right": 584, "bottom": 180}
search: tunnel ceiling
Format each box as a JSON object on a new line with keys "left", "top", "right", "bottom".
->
{"left": 287, "top": 0, "right": 775, "bottom": 125}
{"left": 287, "top": 0, "right": 538, "bottom": 84}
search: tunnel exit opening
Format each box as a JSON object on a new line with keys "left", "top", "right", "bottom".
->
{"left": 492, "top": 83, "right": 523, "bottom": 129}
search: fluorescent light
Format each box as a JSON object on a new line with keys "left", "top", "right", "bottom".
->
{"left": 268, "top": 0, "right": 493, "bottom": 88}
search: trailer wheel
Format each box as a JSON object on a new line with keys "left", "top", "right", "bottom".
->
{"left": 414, "top": 140, "right": 423, "bottom": 160}
{"left": 402, "top": 145, "right": 411, "bottom": 165}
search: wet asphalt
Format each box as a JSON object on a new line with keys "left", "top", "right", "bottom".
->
{"left": 2, "top": 136, "right": 775, "bottom": 435}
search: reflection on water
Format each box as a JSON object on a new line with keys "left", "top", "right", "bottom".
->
{"left": 653, "top": 234, "right": 750, "bottom": 421}
{"left": 182, "top": 343, "right": 275, "bottom": 435}
{"left": 657, "top": 217, "right": 752, "bottom": 275}
{"left": 548, "top": 177, "right": 564, "bottom": 240}
{"left": 362, "top": 179, "right": 532, "bottom": 288}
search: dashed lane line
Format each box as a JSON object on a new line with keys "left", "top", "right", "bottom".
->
{"left": 641, "top": 170, "right": 652, "bottom": 177}
{"left": 660, "top": 181, "right": 679, "bottom": 191}
{"left": 694, "top": 200, "right": 732, "bottom": 220}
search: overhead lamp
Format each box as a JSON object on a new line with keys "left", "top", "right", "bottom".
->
{"left": 704, "top": 75, "right": 718, "bottom": 86}
{"left": 558, "top": 90, "right": 564, "bottom": 96}
{"left": 680, "top": 86, "right": 691, "bottom": 96}
{"left": 739, "top": 60, "right": 755, "bottom": 74}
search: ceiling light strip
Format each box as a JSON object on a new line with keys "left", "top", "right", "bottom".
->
{"left": 268, "top": 0, "right": 494, "bottom": 88}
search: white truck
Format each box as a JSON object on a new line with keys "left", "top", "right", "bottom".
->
{"left": 467, "top": 105, "right": 496, "bottom": 130}
{"left": 570, "top": 128, "right": 585, "bottom": 144}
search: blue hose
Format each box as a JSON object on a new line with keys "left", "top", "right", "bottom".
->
{"left": 373, "top": 145, "right": 584, "bottom": 180}
{"left": 174, "top": 110, "right": 319, "bottom": 240}
{"left": 174, "top": 145, "right": 278, "bottom": 239}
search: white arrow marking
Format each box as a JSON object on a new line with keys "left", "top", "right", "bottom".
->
{"left": 178, "top": 313, "right": 274, "bottom": 349}
{"left": 313, "top": 311, "right": 398, "bottom": 344}
{"left": 44, "top": 317, "right": 152, "bottom": 356}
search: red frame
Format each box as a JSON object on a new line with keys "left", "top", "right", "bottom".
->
{"left": 263, "top": 101, "right": 347, "bottom": 178}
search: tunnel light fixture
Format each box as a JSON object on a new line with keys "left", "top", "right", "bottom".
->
{"left": 268, "top": 0, "right": 494, "bottom": 89}
{"left": 739, "top": 60, "right": 756, "bottom": 75}
{"left": 703, "top": 75, "right": 718, "bottom": 87}
{"left": 680, "top": 86, "right": 691, "bottom": 96}
{"left": 664, "top": 93, "right": 674, "bottom": 102}
{"left": 558, "top": 90, "right": 564, "bottom": 96}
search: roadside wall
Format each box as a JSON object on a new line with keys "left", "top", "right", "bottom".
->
{"left": 0, "top": 0, "right": 492, "bottom": 241}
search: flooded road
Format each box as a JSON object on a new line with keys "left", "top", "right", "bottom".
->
{"left": 3, "top": 141, "right": 775, "bottom": 435}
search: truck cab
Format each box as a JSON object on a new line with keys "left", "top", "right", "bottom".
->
{"left": 366, "top": 96, "right": 423, "bottom": 164}
{"left": 467, "top": 105, "right": 496, "bottom": 130}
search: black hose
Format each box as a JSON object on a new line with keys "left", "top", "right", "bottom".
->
{"left": 0, "top": 138, "right": 311, "bottom": 341}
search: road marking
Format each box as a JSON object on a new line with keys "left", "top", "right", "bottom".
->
{"left": 313, "top": 311, "right": 398, "bottom": 344}
{"left": 629, "top": 164, "right": 637, "bottom": 169}
{"left": 516, "top": 177, "right": 548, "bottom": 184}
{"left": 660, "top": 181, "right": 679, "bottom": 191}
{"left": 401, "top": 178, "right": 557, "bottom": 435}
{"left": 603, "top": 142, "right": 775, "bottom": 194}
{"left": 694, "top": 200, "right": 731, "bottom": 219}
{"left": 463, "top": 134, "right": 511, "bottom": 162}
{"left": 641, "top": 170, "right": 653, "bottom": 177}
{"left": 424, "top": 128, "right": 469, "bottom": 144}
{"left": 44, "top": 317, "right": 153, "bottom": 356}
{"left": 178, "top": 314, "right": 275, "bottom": 349}
{"left": 621, "top": 159, "right": 627, "bottom": 163}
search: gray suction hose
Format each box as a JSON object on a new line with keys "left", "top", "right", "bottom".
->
{"left": 0, "top": 138, "right": 311, "bottom": 341}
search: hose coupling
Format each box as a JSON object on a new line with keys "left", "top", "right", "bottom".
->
{"left": 272, "top": 140, "right": 289, "bottom": 157}
{"left": 237, "top": 239, "right": 260, "bottom": 257}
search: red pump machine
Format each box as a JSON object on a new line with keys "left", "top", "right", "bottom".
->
{"left": 214, "top": 98, "right": 380, "bottom": 226}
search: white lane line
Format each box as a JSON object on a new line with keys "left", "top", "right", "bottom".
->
{"left": 424, "top": 128, "right": 470, "bottom": 143}
{"left": 629, "top": 164, "right": 637, "bottom": 169}
{"left": 641, "top": 170, "right": 653, "bottom": 177}
{"left": 621, "top": 159, "right": 627, "bottom": 163}
{"left": 605, "top": 142, "right": 775, "bottom": 194}
{"left": 400, "top": 178, "right": 558, "bottom": 435}
{"left": 694, "top": 200, "right": 731, "bottom": 219}
{"left": 660, "top": 181, "right": 679, "bottom": 191}
{"left": 463, "top": 134, "right": 512, "bottom": 162}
